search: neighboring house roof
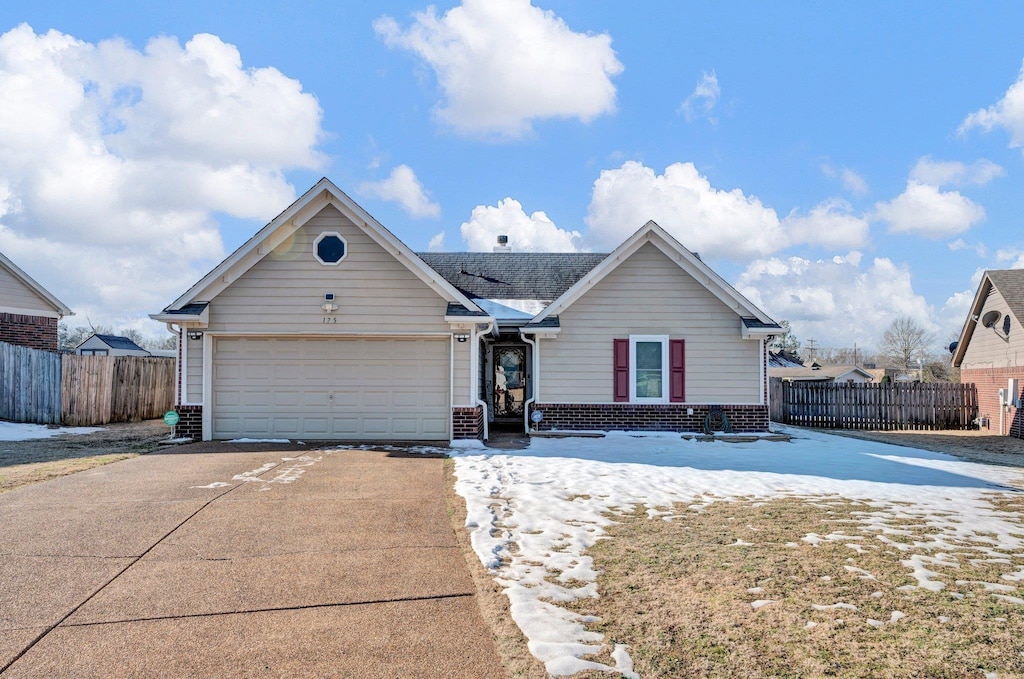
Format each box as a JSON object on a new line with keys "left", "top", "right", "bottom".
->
{"left": 770, "top": 365, "right": 874, "bottom": 382}
{"left": 78, "top": 334, "right": 149, "bottom": 353}
{"left": 416, "top": 253, "right": 607, "bottom": 300}
{"left": 768, "top": 351, "right": 803, "bottom": 368}
{"left": 154, "top": 178, "right": 483, "bottom": 319}
{"left": 952, "top": 269, "right": 1024, "bottom": 367}
{"left": 0, "top": 251, "right": 73, "bottom": 317}
{"left": 530, "top": 221, "right": 780, "bottom": 333}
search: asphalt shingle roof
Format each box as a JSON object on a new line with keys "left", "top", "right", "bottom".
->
{"left": 987, "top": 269, "right": 1024, "bottom": 327}
{"left": 417, "top": 252, "right": 608, "bottom": 300}
{"left": 95, "top": 334, "right": 148, "bottom": 352}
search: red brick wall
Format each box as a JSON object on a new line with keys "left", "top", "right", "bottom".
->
{"left": 0, "top": 312, "right": 58, "bottom": 351}
{"left": 174, "top": 405, "right": 203, "bottom": 440}
{"left": 961, "top": 367, "right": 1024, "bottom": 438}
{"left": 530, "top": 403, "right": 769, "bottom": 433}
{"left": 453, "top": 406, "right": 484, "bottom": 439}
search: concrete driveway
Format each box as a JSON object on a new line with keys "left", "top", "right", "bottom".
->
{"left": 0, "top": 442, "right": 506, "bottom": 678}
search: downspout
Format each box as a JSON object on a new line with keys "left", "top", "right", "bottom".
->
{"left": 474, "top": 322, "right": 494, "bottom": 441}
{"left": 164, "top": 322, "right": 182, "bottom": 405}
{"left": 520, "top": 330, "right": 538, "bottom": 433}
{"left": 449, "top": 333, "right": 454, "bottom": 442}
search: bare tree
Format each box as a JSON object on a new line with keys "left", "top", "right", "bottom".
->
{"left": 879, "top": 317, "right": 935, "bottom": 376}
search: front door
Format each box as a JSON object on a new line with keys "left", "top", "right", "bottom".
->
{"left": 492, "top": 345, "right": 527, "bottom": 423}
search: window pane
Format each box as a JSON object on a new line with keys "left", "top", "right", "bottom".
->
{"left": 635, "top": 341, "right": 663, "bottom": 398}
{"left": 636, "top": 342, "right": 662, "bottom": 370}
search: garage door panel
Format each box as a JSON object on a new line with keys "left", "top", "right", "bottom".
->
{"left": 213, "top": 337, "right": 450, "bottom": 440}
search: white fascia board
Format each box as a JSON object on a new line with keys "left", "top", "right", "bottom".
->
{"left": 952, "top": 273, "right": 991, "bottom": 367}
{"left": 164, "top": 178, "right": 481, "bottom": 315}
{"left": 0, "top": 252, "right": 73, "bottom": 317}
{"left": 445, "top": 316, "right": 494, "bottom": 325}
{"left": 0, "top": 304, "right": 62, "bottom": 319}
{"left": 530, "top": 221, "right": 775, "bottom": 325}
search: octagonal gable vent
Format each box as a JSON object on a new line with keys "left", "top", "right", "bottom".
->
{"left": 314, "top": 232, "right": 347, "bottom": 265}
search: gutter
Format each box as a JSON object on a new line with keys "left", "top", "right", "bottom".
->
{"left": 473, "top": 321, "right": 494, "bottom": 441}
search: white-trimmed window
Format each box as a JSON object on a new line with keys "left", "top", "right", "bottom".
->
{"left": 314, "top": 231, "right": 348, "bottom": 265}
{"left": 629, "top": 335, "right": 668, "bottom": 403}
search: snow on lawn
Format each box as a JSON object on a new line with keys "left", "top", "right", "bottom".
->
{"left": 450, "top": 426, "right": 1024, "bottom": 677}
{"left": 0, "top": 421, "right": 102, "bottom": 441}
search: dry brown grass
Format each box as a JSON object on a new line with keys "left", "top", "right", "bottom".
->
{"left": 0, "top": 453, "right": 138, "bottom": 493}
{"left": 571, "top": 498, "right": 1024, "bottom": 678}
{"left": 443, "top": 459, "right": 548, "bottom": 679}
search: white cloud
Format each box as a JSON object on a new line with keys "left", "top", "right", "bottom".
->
{"left": 585, "top": 161, "right": 784, "bottom": 260}
{"left": 460, "top": 198, "right": 581, "bottom": 251}
{"left": 994, "top": 245, "right": 1024, "bottom": 269}
{"left": 359, "top": 164, "right": 441, "bottom": 219}
{"left": 585, "top": 161, "right": 869, "bottom": 259}
{"left": 780, "top": 199, "right": 869, "bottom": 250}
{"left": 427, "top": 231, "right": 446, "bottom": 252}
{"left": 947, "top": 238, "right": 987, "bottom": 257}
{"left": 0, "top": 25, "right": 324, "bottom": 337}
{"left": 960, "top": 60, "right": 1024, "bottom": 151}
{"left": 679, "top": 70, "right": 719, "bottom": 124}
{"left": 374, "top": 0, "right": 623, "bottom": 139}
{"left": 736, "top": 253, "right": 939, "bottom": 351}
{"left": 910, "top": 157, "right": 1004, "bottom": 187}
{"left": 821, "top": 165, "right": 869, "bottom": 196}
{"left": 874, "top": 180, "right": 985, "bottom": 238}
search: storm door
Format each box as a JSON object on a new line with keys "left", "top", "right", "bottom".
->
{"left": 492, "top": 345, "right": 527, "bottom": 422}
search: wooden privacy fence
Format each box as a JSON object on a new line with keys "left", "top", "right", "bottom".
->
{"left": 0, "top": 341, "right": 62, "bottom": 424}
{"left": 62, "top": 354, "right": 177, "bottom": 426}
{"left": 0, "top": 341, "right": 175, "bottom": 425}
{"left": 770, "top": 377, "right": 978, "bottom": 430}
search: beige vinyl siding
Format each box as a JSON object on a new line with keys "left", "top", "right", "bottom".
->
{"left": 206, "top": 205, "right": 450, "bottom": 335}
{"left": 0, "top": 264, "right": 53, "bottom": 313}
{"left": 962, "top": 287, "right": 1024, "bottom": 369}
{"left": 186, "top": 336, "right": 203, "bottom": 403}
{"left": 542, "top": 242, "right": 761, "bottom": 403}
{"left": 453, "top": 338, "right": 472, "bottom": 405}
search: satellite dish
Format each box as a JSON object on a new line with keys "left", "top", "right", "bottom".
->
{"left": 947, "top": 341, "right": 958, "bottom": 354}
{"left": 982, "top": 310, "right": 1002, "bottom": 328}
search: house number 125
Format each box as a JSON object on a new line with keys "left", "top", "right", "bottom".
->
{"left": 322, "top": 317, "right": 338, "bottom": 324}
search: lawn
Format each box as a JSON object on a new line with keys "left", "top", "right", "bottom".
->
{"left": 449, "top": 428, "right": 1024, "bottom": 678}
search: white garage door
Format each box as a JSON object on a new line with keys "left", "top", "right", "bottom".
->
{"left": 212, "top": 337, "right": 450, "bottom": 440}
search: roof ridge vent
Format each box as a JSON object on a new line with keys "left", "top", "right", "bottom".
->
{"left": 493, "top": 234, "right": 512, "bottom": 253}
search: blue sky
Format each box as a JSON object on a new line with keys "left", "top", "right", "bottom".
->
{"left": 2, "top": 1, "right": 1024, "bottom": 352}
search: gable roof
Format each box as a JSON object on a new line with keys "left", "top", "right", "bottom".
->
{"left": 770, "top": 365, "right": 874, "bottom": 381}
{"left": 530, "top": 221, "right": 779, "bottom": 330}
{"left": 0, "top": 251, "right": 73, "bottom": 317}
{"left": 80, "top": 334, "right": 149, "bottom": 352}
{"left": 952, "top": 269, "right": 1024, "bottom": 366}
{"left": 417, "top": 252, "right": 607, "bottom": 300}
{"left": 158, "top": 178, "right": 482, "bottom": 315}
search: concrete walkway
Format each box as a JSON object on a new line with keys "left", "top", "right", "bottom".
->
{"left": 0, "top": 442, "right": 506, "bottom": 678}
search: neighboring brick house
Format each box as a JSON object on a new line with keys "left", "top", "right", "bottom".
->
{"left": 0, "top": 251, "right": 72, "bottom": 351}
{"left": 152, "top": 178, "right": 780, "bottom": 441}
{"left": 952, "top": 269, "right": 1024, "bottom": 438}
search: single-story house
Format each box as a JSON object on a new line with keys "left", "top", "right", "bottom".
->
{"left": 951, "top": 269, "right": 1024, "bottom": 438}
{"left": 0, "top": 251, "right": 73, "bottom": 351}
{"left": 770, "top": 364, "right": 875, "bottom": 383}
{"left": 76, "top": 333, "right": 151, "bottom": 357}
{"left": 152, "top": 178, "right": 781, "bottom": 441}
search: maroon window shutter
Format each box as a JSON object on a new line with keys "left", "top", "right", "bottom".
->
{"left": 670, "top": 339, "right": 685, "bottom": 402}
{"left": 613, "top": 339, "right": 629, "bottom": 402}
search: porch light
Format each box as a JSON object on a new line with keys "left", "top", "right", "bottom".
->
{"left": 187, "top": 330, "right": 203, "bottom": 341}
{"left": 454, "top": 333, "right": 470, "bottom": 342}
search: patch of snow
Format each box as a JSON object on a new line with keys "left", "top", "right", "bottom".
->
{"left": 939, "top": 615, "right": 951, "bottom": 623}
{"left": 730, "top": 539, "right": 754, "bottom": 546}
{"left": 449, "top": 439, "right": 487, "bottom": 450}
{"left": 866, "top": 618, "right": 884, "bottom": 627}
{"left": 610, "top": 644, "right": 639, "bottom": 679}
{"left": 955, "top": 580, "right": 1017, "bottom": 593}
{"left": 747, "top": 587, "right": 764, "bottom": 594}
{"left": 819, "top": 576, "right": 832, "bottom": 582}
{"left": 751, "top": 599, "right": 775, "bottom": 611}
{"left": 226, "top": 438, "right": 290, "bottom": 443}
{"left": 0, "top": 421, "right": 103, "bottom": 441}
{"left": 802, "top": 533, "right": 823, "bottom": 546}
{"left": 844, "top": 565, "right": 877, "bottom": 580}
{"left": 871, "top": 591, "right": 884, "bottom": 598}
{"left": 889, "top": 611, "right": 906, "bottom": 623}
{"left": 812, "top": 602, "right": 858, "bottom": 611}
{"left": 993, "top": 594, "right": 1024, "bottom": 605}
{"left": 450, "top": 425, "right": 1024, "bottom": 675}
{"left": 163, "top": 436, "right": 193, "bottom": 444}
{"left": 804, "top": 621, "right": 818, "bottom": 629}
